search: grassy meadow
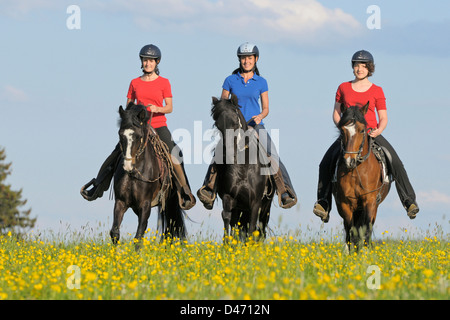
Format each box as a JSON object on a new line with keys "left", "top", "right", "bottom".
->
{"left": 0, "top": 227, "right": 448, "bottom": 300}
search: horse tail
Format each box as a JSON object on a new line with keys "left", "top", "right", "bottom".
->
{"left": 157, "top": 188, "right": 187, "bottom": 240}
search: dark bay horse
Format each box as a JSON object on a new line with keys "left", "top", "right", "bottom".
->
{"left": 211, "top": 95, "right": 275, "bottom": 241}
{"left": 333, "top": 103, "right": 391, "bottom": 251}
{"left": 110, "top": 103, "right": 186, "bottom": 244}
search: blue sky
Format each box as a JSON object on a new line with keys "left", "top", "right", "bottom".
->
{"left": 1, "top": 0, "right": 449, "bottom": 240}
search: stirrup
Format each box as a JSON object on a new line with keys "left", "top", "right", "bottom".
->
{"left": 407, "top": 203, "right": 419, "bottom": 220}
{"left": 80, "top": 178, "right": 95, "bottom": 201}
{"left": 80, "top": 178, "right": 103, "bottom": 201}
{"left": 280, "top": 192, "right": 297, "bottom": 209}
{"left": 313, "top": 201, "right": 330, "bottom": 223}
{"left": 177, "top": 185, "right": 196, "bottom": 210}
{"left": 197, "top": 186, "right": 215, "bottom": 210}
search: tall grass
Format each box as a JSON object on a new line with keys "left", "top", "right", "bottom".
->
{"left": 0, "top": 226, "right": 448, "bottom": 300}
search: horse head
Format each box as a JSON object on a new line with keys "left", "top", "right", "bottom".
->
{"left": 118, "top": 102, "right": 150, "bottom": 172}
{"left": 338, "top": 102, "right": 369, "bottom": 169}
{"left": 211, "top": 94, "right": 246, "bottom": 132}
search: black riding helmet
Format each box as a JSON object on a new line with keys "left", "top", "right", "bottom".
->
{"left": 351, "top": 50, "right": 374, "bottom": 65}
{"left": 351, "top": 50, "right": 375, "bottom": 76}
{"left": 139, "top": 44, "right": 162, "bottom": 62}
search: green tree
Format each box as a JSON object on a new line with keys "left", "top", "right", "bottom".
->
{"left": 0, "top": 147, "right": 36, "bottom": 235}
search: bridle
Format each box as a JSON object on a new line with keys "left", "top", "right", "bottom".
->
{"left": 120, "top": 123, "right": 149, "bottom": 165}
{"left": 341, "top": 123, "right": 372, "bottom": 164}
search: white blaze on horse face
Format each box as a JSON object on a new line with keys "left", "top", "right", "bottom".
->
{"left": 123, "top": 129, "right": 134, "bottom": 172}
{"left": 343, "top": 123, "right": 357, "bottom": 167}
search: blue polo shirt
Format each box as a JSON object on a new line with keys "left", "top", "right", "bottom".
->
{"left": 222, "top": 72, "right": 268, "bottom": 125}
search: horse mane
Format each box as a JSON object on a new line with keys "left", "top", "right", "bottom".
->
{"left": 338, "top": 105, "right": 368, "bottom": 128}
{"left": 118, "top": 102, "right": 150, "bottom": 129}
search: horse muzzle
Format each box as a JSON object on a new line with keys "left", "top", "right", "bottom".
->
{"left": 344, "top": 156, "right": 357, "bottom": 169}
{"left": 123, "top": 156, "right": 135, "bottom": 172}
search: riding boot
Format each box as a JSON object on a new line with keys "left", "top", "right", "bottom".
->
{"left": 374, "top": 135, "right": 419, "bottom": 219}
{"left": 272, "top": 164, "right": 297, "bottom": 209}
{"left": 80, "top": 144, "right": 121, "bottom": 201}
{"left": 313, "top": 139, "right": 340, "bottom": 222}
{"left": 197, "top": 163, "right": 217, "bottom": 210}
{"left": 171, "top": 160, "right": 196, "bottom": 210}
{"left": 266, "top": 154, "right": 297, "bottom": 209}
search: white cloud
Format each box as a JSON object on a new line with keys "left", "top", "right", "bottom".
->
{"left": 1, "top": 85, "right": 29, "bottom": 102}
{"left": 98, "top": 0, "right": 363, "bottom": 46}
{"left": 418, "top": 190, "right": 450, "bottom": 205}
{"left": 0, "top": 0, "right": 362, "bottom": 46}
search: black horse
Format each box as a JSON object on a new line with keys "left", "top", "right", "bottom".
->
{"left": 110, "top": 103, "right": 187, "bottom": 244}
{"left": 211, "top": 95, "right": 275, "bottom": 241}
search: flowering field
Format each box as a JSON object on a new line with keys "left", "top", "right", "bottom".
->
{"left": 0, "top": 230, "right": 448, "bottom": 300}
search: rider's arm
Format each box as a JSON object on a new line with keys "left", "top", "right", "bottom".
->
{"left": 221, "top": 89, "right": 230, "bottom": 100}
{"left": 369, "top": 109, "right": 388, "bottom": 138}
{"left": 333, "top": 102, "right": 342, "bottom": 126}
{"left": 252, "top": 91, "right": 269, "bottom": 125}
{"left": 147, "top": 97, "right": 173, "bottom": 114}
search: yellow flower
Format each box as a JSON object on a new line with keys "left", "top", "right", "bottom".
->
{"left": 51, "top": 284, "right": 61, "bottom": 293}
{"left": 34, "top": 284, "right": 43, "bottom": 290}
{"left": 423, "top": 269, "right": 433, "bottom": 278}
{"left": 128, "top": 280, "right": 138, "bottom": 290}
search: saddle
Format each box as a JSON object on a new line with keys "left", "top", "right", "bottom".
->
{"left": 371, "top": 140, "right": 391, "bottom": 184}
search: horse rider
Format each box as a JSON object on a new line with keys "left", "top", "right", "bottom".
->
{"left": 197, "top": 42, "right": 297, "bottom": 210}
{"left": 81, "top": 44, "right": 196, "bottom": 210}
{"left": 313, "top": 50, "right": 419, "bottom": 222}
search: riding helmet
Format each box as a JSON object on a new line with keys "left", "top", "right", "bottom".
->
{"left": 351, "top": 50, "right": 374, "bottom": 64}
{"left": 237, "top": 42, "right": 259, "bottom": 58}
{"left": 139, "top": 44, "right": 162, "bottom": 62}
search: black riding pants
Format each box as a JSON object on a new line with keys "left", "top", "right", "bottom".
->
{"left": 317, "top": 135, "right": 416, "bottom": 210}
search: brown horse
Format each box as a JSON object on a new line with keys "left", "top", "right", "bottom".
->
{"left": 333, "top": 103, "right": 391, "bottom": 251}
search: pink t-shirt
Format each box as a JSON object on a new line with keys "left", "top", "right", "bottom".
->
{"left": 127, "top": 76, "right": 172, "bottom": 128}
{"left": 335, "top": 81, "right": 386, "bottom": 130}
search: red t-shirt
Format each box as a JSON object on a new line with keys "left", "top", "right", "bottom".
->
{"left": 335, "top": 81, "right": 386, "bottom": 130}
{"left": 127, "top": 76, "right": 172, "bottom": 128}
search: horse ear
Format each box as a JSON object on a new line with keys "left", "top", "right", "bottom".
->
{"left": 361, "top": 101, "right": 370, "bottom": 115}
{"left": 230, "top": 93, "right": 239, "bottom": 107}
{"left": 340, "top": 103, "right": 346, "bottom": 114}
{"left": 119, "top": 105, "right": 125, "bottom": 117}
{"left": 126, "top": 101, "right": 134, "bottom": 110}
{"left": 212, "top": 96, "right": 219, "bottom": 105}
{"left": 138, "top": 108, "right": 149, "bottom": 123}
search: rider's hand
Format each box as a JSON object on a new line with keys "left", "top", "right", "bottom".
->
{"left": 147, "top": 104, "right": 159, "bottom": 113}
{"left": 252, "top": 114, "right": 263, "bottom": 125}
{"left": 369, "top": 128, "right": 381, "bottom": 138}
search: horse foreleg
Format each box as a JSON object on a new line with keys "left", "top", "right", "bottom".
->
{"left": 248, "top": 205, "right": 260, "bottom": 240}
{"left": 221, "top": 194, "right": 234, "bottom": 240}
{"left": 111, "top": 200, "right": 127, "bottom": 244}
{"left": 135, "top": 201, "right": 152, "bottom": 242}
{"left": 363, "top": 201, "right": 378, "bottom": 247}
{"left": 337, "top": 202, "right": 354, "bottom": 252}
